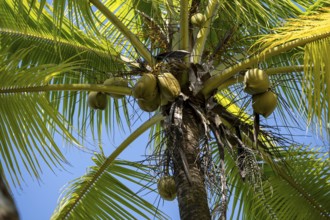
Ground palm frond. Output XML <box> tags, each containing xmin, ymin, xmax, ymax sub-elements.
<box><xmin>0</xmin><ymin>0</ymin><xmax>123</xmax><ymax>71</ymax></box>
<box><xmin>303</xmin><ymin>37</ymin><xmax>330</xmax><ymax>137</ymax></box>
<box><xmin>90</xmin><ymin>0</ymin><xmax>155</xmax><ymax>65</ymax></box>
<box><xmin>52</xmin><ymin>114</ymin><xmax>165</xmax><ymax>219</ymax></box>
<box><xmin>254</xmin><ymin>147</ymin><xmax>330</xmax><ymax>220</ymax></box>
<box><xmin>0</xmin><ymin>48</ymin><xmax>82</xmax><ymax>186</ymax></box>
<box><xmin>206</xmin><ymin>53</ymin><xmax>330</xmax><ymax>218</ymax></box>
<box><xmin>210</xmin><ymin>144</ymin><xmax>330</xmax><ymax>220</ymax></box>
<box><xmin>302</xmin><ymin>0</ymin><xmax>330</xmax><ymax>14</ymax></box>
<box><xmin>255</xmin><ymin>8</ymin><xmax>330</xmax><ymax>52</ymax></box>
<box><xmin>254</xmin><ymin>7</ymin><xmax>330</xmax><ymax>138</ymax></box>
<box><xmin>39</xmin><ymin>0</ymin><xmax>157</xmax><ymax>63</ymax></box>
<box><xmin>0</xmin><ymin>1</ymin><xmax>141</xmax><ymax>145</ymax></box>
<box><xmin>202</xmin><ymin>7</ymin><xmax>330</xmax><ymax>97</ymax></box>
<box><xmin>220</xmin><ymin>0</ymin><xmax>303</xmax><ymax>28</ymax></box>
<box><xmin>200</xmin><ymin>0</ymin><xmax>308</xmax><ymax>67</ymax></box>
<box><xmin>52</xmin><ymin>158</ymin><xmax>167</xmax><ymax>220</ymax></box>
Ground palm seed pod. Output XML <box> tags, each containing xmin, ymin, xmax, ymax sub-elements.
<box><xmin>103</xmin><ymin>77</ymin><xmax>128</xmax><ymax>99</ymax></box>
<box><xmin>244</xmin><ymin>68</ymin><xmax>270</xmax><ymax>95</ymax></box>
<box><xmin>137</xmin><ymin>95</ymin><xmax>161</xmax><ymax>112</ymax></box>
<box><xmin>157</xmin><ymin>72</ymin><xmax>180</xmax><ymax>102</ymax></box>
<box><xmin>133</xmin><ymin>73</ymin><xmax>159</xmax><ymax>101</ymax></box>
<box><xmin>88</xmin><ymin>91</ymin><xmax>108</xmax><ymax>110</ymax></box>
<box><xmin>157</xmin><ymin>176</ymin><xmax>176</xmax><ymax>201</ymax></box>
<box><xmin>252</xmin><ymin>91</ymin><xmax>278</xmax><ymax>117</ymax></box>
<box><xmin>191</xmin><ymin>13</ymin><xmax>206</xmax><ymax>27</ymax></box>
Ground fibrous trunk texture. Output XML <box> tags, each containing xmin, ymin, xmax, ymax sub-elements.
<box><xmin>172</xmin><ymin>106</ymin><xmax>211</xmax><ymax>220</ymax></box>
<box><xmin>0</xmin><ymin>175</ymin><xmax>19</xmax><ymax>220</ymax></box>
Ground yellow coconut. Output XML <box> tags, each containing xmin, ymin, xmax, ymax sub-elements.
<box><xmin>157</xmin><ymin>72</ymin><xmax>180</xmax><ymax>102</ymax></box>
<box><xmin>191</xmin><ymin>13</ymin><xmax>206</xmax><ymax>27</ymax></box>
<box><xmin>252</xmin><ymin>91</ymin><xmax>277</xmax><ymax>117</ymax></box>
<box><xmin>157</xmin><ymin>176</ymin><xmax>176</xmax><ymax>201</ymax></box>
<box><xmin>88</xmin><ymin>91</ymin><xmax>108</xmax><ymax>110</ymax></box>
<box><xmin>103</xmin><ymin>77</ymin><xmax>128</xmax><ymax>99</ymax></box>
<box><xmin>244</xmin><ymin>68</ymin><xmax>270</xmax><ymax>95</ymax></box>
<box><xmin>133</xmin><ymin>73</ymin><xmax>159</xmax><ymax>101</ymax></box>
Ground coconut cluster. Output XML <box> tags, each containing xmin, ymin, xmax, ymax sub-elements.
<box><xmin>133</xmin><ymin>72</ymin><xmax>180</xmax><ymax>112</ymax></box>
<box><xmin>87</xmin><ymin>77</ymin><xmax>128</xmax><ymax>110</ymax></box>
<box><xmin>244</xmin><ymin>68</ymin><xmax>277</xmax><ymax>117</ymax></box>
<box><xmin>157</xmin><ymin>176</ymin><xmax>177</xmax><ymax>201</ymax></box>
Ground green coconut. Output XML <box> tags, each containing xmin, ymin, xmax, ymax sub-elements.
<box><xmin>133</xmin><ymin>73</ymin><xmax>159</xmax><ymax>101</ymax></box>
<box><xmin>137</xmin><ymin>93</ymin><xmax>161</xmax><ymax>112</ymax></box>
<box><xmin>252</xmin><ymin>91</ymin><xmax>278</xmax><ymax>117</ymax></box>
<box><xmin>88</xmin><ymin>91</ymin><xmax>108</xmax><ymax>110</ymax></box>
<box><xmin>244</xmin><ymin>68</ymin><xmax>270</xmax><ymax>95</ymax></box>
<box><xmin>103</xmin><ymin>77</ymin><xmax>128</xmax><ymax>99</ymax></box>
<box><xmin>157</xmin><ymin>72</ymin><xmax>180</xmax><ymax>102</ymax></box>
<box><xmin>191</xmin><ymin>13</ymin><xmax>206</xmax><ymax>27</ymax></box>
<box><xmin>157</xmin><ymin>176</ymin><xmax>177</xmax><ymax>201</ymax></box>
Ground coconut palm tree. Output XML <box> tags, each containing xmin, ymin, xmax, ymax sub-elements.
<box><xmin>0</xmin><ymin>0</ymin><xmax>330</xmax><ymax>219</ymax></box>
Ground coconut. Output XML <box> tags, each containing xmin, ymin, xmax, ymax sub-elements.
<box><xmin>191</xmin><ymin>13</ymin><xmax>206</xmax><ymax>27</ymax></box>
<box><xmin>88</xmin><ymin>91</ymin><xmax>108</xmax><ymax>110</ymax></box>
<box><xmin>157</xmin><ymin>176</ymin><xmax>176</xmax><ymax>201</ymax></box>
<box><xmin>103</xmin><ymin>77</ymin><xmax>128</xmax><ymax>99</ymax></box>
<box><xmin>252</xmin><ymin>91</ymin><xmax>277</xmax><ymax>117</ymax></box>
<box><xmin>157</xmin><ymin>72</ymin><xmax>180</xmax><ymax>102</ymax></box>
<box><xmin>133</xmin><ymin>73</ymin><xmax>159</xmax><ymax>101</ymax></box>
<box><xmin>160</xmin><ymin>92</ymin><xmax>169</xmax><ymax>106</ymax></box>
<box><xmin>244</xmin><ymin>68</ymin><xmax>270</xmax><ymax>95</ymax></box>
<box><xmin>137</xmin><ymin>94</ymin><xmax>161</xmax><ymax>112</ymax></box>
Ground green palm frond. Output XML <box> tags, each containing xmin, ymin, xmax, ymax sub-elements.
<box><xmin>0</xmin><ymin>1</ymin><xmax>122</xmax><ymax>71</ymax></box>
<box><xmin>52</xmin><ymin>158</ymin><xmax>166</xmax><ymax>220</ymax></box>
<box><xmin>213</xmin><ymin>145</ymin><xmax>330</xmax><ymax>220</ymax></box>
<box><xmin>46</xmin><ymin>0</ymin><xmax>155</xmax><ymax>64</ymax></box>
<box><xmin>200</xmin><ymin>0</ymin><xmax>309</xmax><ymax>63</ymax></box>
<box><xmin>255</xmin><ymin>8</ymin><xmax>330</xmax><ymax>51</ymax></box>
<box><xmin>256</xmin><ymin>148</ymin><xmax>330</xmax><ymax>220</ymax></box>
<box><xmin>220</xmin><ymin>0</ymin><xmax>303</xmax><ymax>27</ymax></box>
<box><xmin>0</xmin><ymin>0</ymin><xmax>140</xmax><ymax>143</ymax></box>
<box><xmin>0</xmin><ymin>48</ymin><xmax>82</xmax><ymax>186</ymax></box>
<box><xmin>304</xmin><ymin>0</ymin><xmax>330</xmax><ymax>14</ymax></box>
<box><xmin>202</xmin><ymin>7</ymin><xmax>330</xmax><ymax>97</ymax></box>
<box><xmin>209</xmin><ymin>93</ymin><xmax>330</xmax><ymax>219</ymax></box>
<box><xmin>304</xmin><ymin>37</ymin><xmax>330</xmax><ymax>137</ymax></box>
<box><xmin>254</xmin><ymin>8</ymin><xmax>330</xmax><ymax>138</ymax></box>
<box><xmin>52</xmin><ymin>114</ymin><xmax>165</xmax><ymax>219</ymax></box>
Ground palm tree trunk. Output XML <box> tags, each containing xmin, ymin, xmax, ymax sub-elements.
<box><xmin>0</xmin><ymin>174</ymin><xmax>19</xmax><ymax>220</ymax></box>
<box><xmin>172</xmin><ymin>106</ymin><xmax>211</xmax><ymax>219</ymax></box>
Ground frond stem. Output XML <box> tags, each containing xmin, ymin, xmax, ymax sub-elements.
<box><xmin>180</xmin><ymin>0</ymin><xmax>190</xmax><ymax>53</ymax></box>
<box><xmin>217</xmin><ymin>65</ymin><xmax>304</xmax><ymax>90</ymax></box>
<box><xmin>0</xmin><ymin>84</ymin><xmax>132</xmax><ymax>96</ymax></box>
